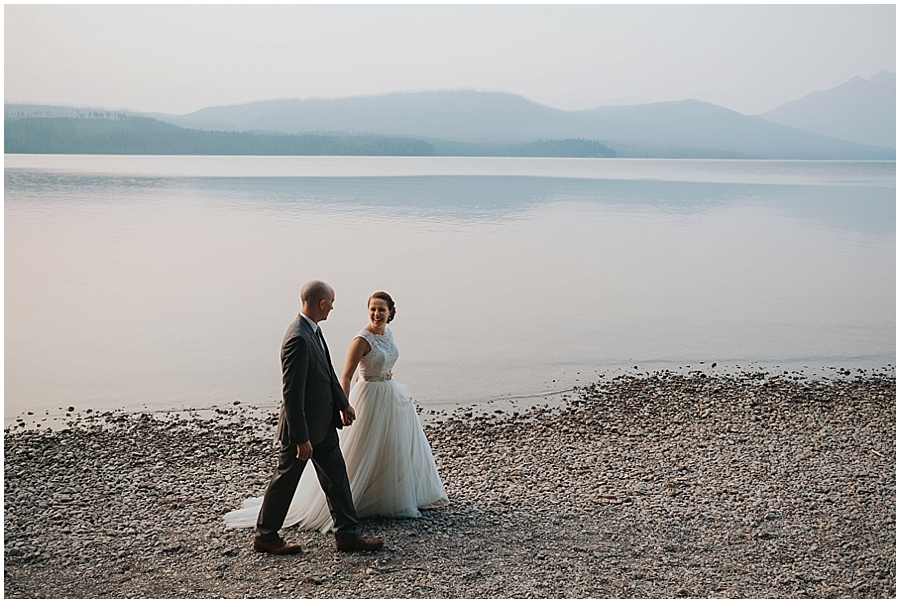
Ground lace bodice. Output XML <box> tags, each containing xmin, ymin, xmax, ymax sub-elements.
<box><xmin>356</xmin><ymin>327</ymin><xmax>399</xmax><ymax>380</ymax></box>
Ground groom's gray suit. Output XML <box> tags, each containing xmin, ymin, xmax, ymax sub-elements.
<box><xmin>255</xmin><ymin>313</ymin><xmax>360</xmax><ymax>541</ymax></box>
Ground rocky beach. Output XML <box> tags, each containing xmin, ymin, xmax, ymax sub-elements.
<box><xmin>4</xmin><ymin>369</ymin><xmax>895</xmax><ymax>598</ymax></box>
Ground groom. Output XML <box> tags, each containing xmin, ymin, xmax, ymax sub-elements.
<box><xmin>253</xmin><ymin>280</ymin><xmax>383</xmax><ymax>554</ymax></box>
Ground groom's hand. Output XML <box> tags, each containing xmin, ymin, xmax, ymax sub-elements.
<box><xmin>296</xmin><ymin>441</ymin><xmax>313</xmax><ymax>460</ymax></box>
<box><xmin>341</xmin><ymin>405</ymin><xmax>356</xmax><ymax>427</ymax></box>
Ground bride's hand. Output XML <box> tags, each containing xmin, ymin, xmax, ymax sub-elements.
<box><xmin>341</xmin><ymin>405</ymin><xmax>357</xmax><ymax>426</ymax></box>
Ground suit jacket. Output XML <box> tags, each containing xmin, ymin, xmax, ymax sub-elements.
<box><xmin>276</xmin><ymin>314</ymin><xmax>349</xmax><ymax>446</ymax></box>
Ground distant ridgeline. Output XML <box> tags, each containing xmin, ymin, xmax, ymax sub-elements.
<box><xmin>3</xmin><ymin>114</ymin><xmax>615</xmax><ymax>158</ymax></box>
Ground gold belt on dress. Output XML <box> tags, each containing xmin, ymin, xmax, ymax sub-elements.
<box><xmin>362</xmin><ymin>373</ymin><xmax>392</xmax><ymax>382</ymax></box>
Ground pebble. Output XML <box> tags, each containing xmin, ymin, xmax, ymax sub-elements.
<box><xmin>3</xmin><ymin>369</ymin><xmax>895</xmax><ymax>598</ymax></box>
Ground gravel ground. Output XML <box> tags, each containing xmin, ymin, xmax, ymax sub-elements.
<box><xmin>4</xmin><ymin>369</ymin><xmax>895</xmax><ymax>598</ymax></box>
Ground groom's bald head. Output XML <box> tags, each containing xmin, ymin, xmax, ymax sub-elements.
<box><xmin>300</xmin><ymin>280</ymin><xmax>336</xmax><ymax>322</ymax></box>
<box><xmin>301</xmin><ymin>280</ymin><xmax>333</xmax><ymax>305</ymax></box>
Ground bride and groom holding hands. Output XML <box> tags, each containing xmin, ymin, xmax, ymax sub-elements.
<box><xmin>224</xmin><ymin>280</ymin><xmax>448</xmax><ymax>553</ymax></box>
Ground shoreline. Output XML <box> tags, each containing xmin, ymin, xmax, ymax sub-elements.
<box><xmin>4</xmin><ymin>369</ymin><xmax>895</xmax><ymax>598</ymax></box>
<box><xmin>5</xmin><ymin>362</ymin><xmax>894</xmax><ymax>431</ymax></box>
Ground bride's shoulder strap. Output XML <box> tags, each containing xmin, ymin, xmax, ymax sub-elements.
<box><xmin>355</xmin><ymin>328</ymin><xmax>374</xmax><ymax>343</ymax></box>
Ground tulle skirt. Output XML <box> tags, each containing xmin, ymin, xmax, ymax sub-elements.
<box><xmin>224</xmin><ymin>377</ymin><xmax>448</xmax><ymax>533</ymax></box>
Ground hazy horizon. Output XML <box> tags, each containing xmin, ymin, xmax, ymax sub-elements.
<box><xmin>5</xmin><ymin>5</ymin><xmax>895</xmax><ymax>117</ymax></box>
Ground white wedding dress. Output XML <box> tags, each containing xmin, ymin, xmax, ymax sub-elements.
<box><xmin>224</xmin><ymin>327</ymin><xmax>448</xmax><ymax>533</ymax></box>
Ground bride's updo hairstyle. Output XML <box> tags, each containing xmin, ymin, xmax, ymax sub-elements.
<box><xmin>369</xmin><ymin>291</ymin><xmax>396</xmax><ymax>323</ymax></box>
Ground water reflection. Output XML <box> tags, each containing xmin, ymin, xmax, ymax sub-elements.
<box><xmin>5</xmin><ymin>155</ymin><xmax>895</xmax><ymax>186</ymax></box>
<box><xmin>7</xmin><ymin>170</ymin><xmax>895</xmax><ymax>235</ymax></box>
<box><xmin>4</xmin><ymin>160</ymin><xmax>895</xmax><ymax>422</ymax></box>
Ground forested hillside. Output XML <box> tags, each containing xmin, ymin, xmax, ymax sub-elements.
<box><xmin>4</xmin><ymin>115</ymin><xmax>615</xmax><ymax>157</ymax></box>
<box><xmin>4</xmin><ymin>116</ymin><xmax>436</xmax><ymax>156</ymax></box>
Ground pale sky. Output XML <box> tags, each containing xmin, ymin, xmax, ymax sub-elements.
<box><xmin>4</xmin><ymin>4</ymin><xmax>896</xmax><ymax>116</ymax></box>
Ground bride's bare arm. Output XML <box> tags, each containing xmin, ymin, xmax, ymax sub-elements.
<box><xmin>340</xmin><ymin>336</ymin><xmax>371</xmax><ymax>398</ymax></box>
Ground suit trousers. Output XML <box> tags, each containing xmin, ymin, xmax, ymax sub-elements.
<box><xmin>255</xmin><ymin>427</ymin><xmax>359</xmax><ymax>541</ymax></box>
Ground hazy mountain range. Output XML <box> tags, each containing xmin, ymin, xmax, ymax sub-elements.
<box><xmin>5</xmin><ymin>71</ymin><xmax>894</xmax><ymax>159</ymax></box>
<box><xmin>761</xmin><ymin>70</ymin><xmax>894</xmax><ymax>150</ymax></box>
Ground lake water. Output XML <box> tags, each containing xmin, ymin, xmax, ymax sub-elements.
<box><xmin>5</xmin><ymin>155</ymin><xmax>895</xmax><ymax>425</ymax></box>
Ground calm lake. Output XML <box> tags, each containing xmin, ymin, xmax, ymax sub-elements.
<box><xmin>5</xmin><ymin>155</ymin><xmax>895</xmax><ymax>424</ymax></box>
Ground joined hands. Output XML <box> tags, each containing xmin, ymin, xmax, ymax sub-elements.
<box><xmin>341</xmin><ymin>405</ymin><xmax>356</xmax><ymax>427</ymax></box>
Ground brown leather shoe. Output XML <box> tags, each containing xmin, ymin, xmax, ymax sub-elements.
<box><xmin>252</xmin><ymin>536</ymin><xmax>303</xmax><ymax>555</ymax></box>
<box><xmin>335</xmin><ymin>536</ymin><xmax>384</xmax><ymax>552</ymax></box>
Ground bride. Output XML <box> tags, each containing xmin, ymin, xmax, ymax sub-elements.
<box><xmin>225</xmin><ymin>291</ymin><xmax>447</xmax><ymax>532</ymax></box>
